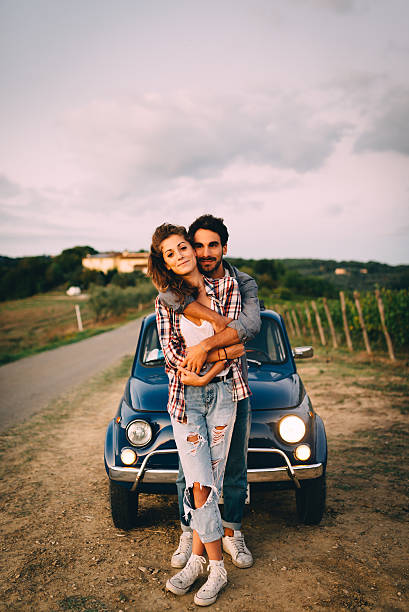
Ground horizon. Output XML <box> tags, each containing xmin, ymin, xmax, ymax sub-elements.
<box><xmin>1</xmin><ymin>1</ymin><xmax>409</xmax><ymax>265</ymax></box>
<box><xmin>1</xmin><ymin>246</ymin><xmax>407</xmax><ymax>269</ymax></box>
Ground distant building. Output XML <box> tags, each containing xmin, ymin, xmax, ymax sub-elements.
<box><xmin>82</xmin><ymin>250</ymin><xmax>149</xmax><ymax>274</ymax></box>
<box><xmin>66</xmin><ymin>286</ymin><xmax>81</xmax><ymax>296</ymax></box>
<box><xmin>334</xmin><ymin>268</ymin><xmax>349</xmax><ymax>275</ymax></box>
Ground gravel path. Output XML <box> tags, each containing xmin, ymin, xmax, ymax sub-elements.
<box><xmin>0</xmin><ymin>351</ymin><xmax>407</xmax><ymax>611</ymax></box>
<box><xmin>0</xmin><ymin>318</ymin><xmax>142</xmax><ymax>431</ymax></box>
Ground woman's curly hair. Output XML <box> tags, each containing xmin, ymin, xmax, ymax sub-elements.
<box><xmin>147</xmin><ymin>223</ymin><xmax>198</xmax><ymax>303</ymax></box>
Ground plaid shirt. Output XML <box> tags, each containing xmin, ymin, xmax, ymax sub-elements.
<box><xmin>155</xmin><ymin>275</ymin><xmax>251</xmax><ymax>423</ymax></box>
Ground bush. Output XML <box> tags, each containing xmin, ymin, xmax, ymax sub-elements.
<box><xmin>88</xmin><ymin>282</ymin><xmax>156</xmax><ymax>320</ymax></box>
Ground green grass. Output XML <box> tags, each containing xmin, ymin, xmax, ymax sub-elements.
<box><xmin>0</xmin><ymin>326</ymin><xmax>116</xmax><ymax>365</ymax></box>
<box><xmin>0</xmin><ymin>291</ymin><xmax>154</xmax><ymax>365</ymax></box>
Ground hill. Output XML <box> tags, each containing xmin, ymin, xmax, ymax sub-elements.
<box><xmin>1</xmin><ymin>248</ymin><xmax>408</xmax><ymax>302</ymax></box>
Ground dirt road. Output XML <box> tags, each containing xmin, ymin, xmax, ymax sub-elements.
<box><xmin>0</xmin><ymin>351</ymin><xmax>407</xmax><ymax>611</ymax></box>
<box><xmin>0</xmin><ymin>318</ymin><xmax>142</xmax><ymax>431</ymax></box>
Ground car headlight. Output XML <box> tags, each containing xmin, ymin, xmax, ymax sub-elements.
<box><xmin>120</xmin><ymin>448</ymin><xmax>137</xmax><ymax>465</ymax></box>
<box><xmin>126</xmin><ymin>420</ymin><xmax>152</xmax><ymax>447</ymax></box>
<box><xmin>278</xmin><ymin>415</ymin><xmax>306</xmax><ymax>443</ymax></box>
<box><xmin>294</xmin><ymin>444</ymin><xmax>311</xmax><ymax>461</ymax></box>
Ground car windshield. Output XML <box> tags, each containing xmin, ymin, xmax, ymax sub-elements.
<box><xmin>141</xmin><ymin>316</ymin><xmax>287</xmax><ymax>367</ymax></box>
<box><xmin>141</xmin><ymin>322</ymin><xmax>165</xmax><ymax>366</ymax></box>
<box><xmin>245</xmin><ymin>317</ymin><xmax>287</xmax><ymax>364</ymax></box>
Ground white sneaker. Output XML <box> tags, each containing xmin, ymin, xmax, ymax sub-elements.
<box><xmin>194</xmin><ymin>561</ymin><xmax>228</xmax><ymax>607</ymax></box>
<box><xmin>166</xmin><ymin>553</ymin><xmax>206</xmax><ymax>596</ymax></box>
<box><xmin>171</xmin><ymin>531</ymin><xmax>193</xmax><ymax>568</ymax></box>
<box><xmin>222</xmin><ymin>530</ymin><xmax>253</xmax><ymax>568</ymax></box>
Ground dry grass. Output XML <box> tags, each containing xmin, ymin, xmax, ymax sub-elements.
<box><xmin>0</xmin><ymin>292</ymin><xmax>151</xmax><ymax>365</ymax></box>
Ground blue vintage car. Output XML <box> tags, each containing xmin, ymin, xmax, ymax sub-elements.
<box><xmin>104</xmin><ymin>309</ymin><xmax>327</xmax><ymax>530</ymax></box>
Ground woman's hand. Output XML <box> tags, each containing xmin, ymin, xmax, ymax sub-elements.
<box><xmin>177</xmin><ymin>366</ymin><xmax>206</xmax><ymax>386</ymax></box>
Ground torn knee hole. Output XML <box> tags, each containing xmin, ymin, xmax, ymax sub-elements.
<box><xmin>211</xmin><ymin>424</ymin><xmax>227</xmax><ymax>447</ymax></box>
<box><xmin>186</xmin><ymin>432</ymin><xmax>205</xmax><ymax>455</ymax></box>
<box><xmin>192</xmin><ymin>482</ymin><xmax>211</xmax><ymax>507</ymax></box>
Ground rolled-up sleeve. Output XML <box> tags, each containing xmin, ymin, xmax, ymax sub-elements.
<box><xmin>158</xmin><ymin>288</ymin><xmax>195</xmax><ymax>314</ymax></box>
<box><xmin>155</xmin><ymin>297</ymin><xmax>186</xmax><ymax>370</ymax></box>
<box><xmin>227</xmin><ymin>269</ymin><xmax>261</xmax><ymax>343</ymax></box>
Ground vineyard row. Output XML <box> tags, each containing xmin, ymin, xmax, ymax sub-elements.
<box><xmin>268</xmin><ymin>288</ymin><xmax>409</xmax><ymax>361</ymax></box>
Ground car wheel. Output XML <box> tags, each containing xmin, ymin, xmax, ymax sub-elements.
<box><xmin>295</xmin><ymin>475</ymin><xmax>326</xmax><ymax>525</ymax></box>
<box><xmin>109</xmin><ymin>481</ymin><xmax>139</xmax><ymax>530</ymax></box>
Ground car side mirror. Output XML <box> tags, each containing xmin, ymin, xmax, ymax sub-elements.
<box><xmin>293</xmin><ymin>346</ymin><xmax>314</xmax><ymax>359</ymax></box>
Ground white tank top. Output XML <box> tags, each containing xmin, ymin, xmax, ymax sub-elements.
<box><xmin>180</xmin><ymin>316</ymin><xmax>229</xmax><ymax>377</ymax></box>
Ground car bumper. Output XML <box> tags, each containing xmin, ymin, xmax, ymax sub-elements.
<box><xmin>108</xmin><ymin>448</ymin><xmax>324</xmax><ymax>489</ymax></box>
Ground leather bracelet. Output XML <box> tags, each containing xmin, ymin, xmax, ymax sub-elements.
<box><xmin>223</xmin><ymin>347</ymin><xmax>228</xmax><ymax>360</ymax></box>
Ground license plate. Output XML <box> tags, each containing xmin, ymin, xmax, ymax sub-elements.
<box><xmin>219</xmin><ymin>484</ymin><xmax>250</xmax><ymax>505</ymax></box>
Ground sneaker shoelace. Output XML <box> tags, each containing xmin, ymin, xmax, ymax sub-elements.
<box><xmin>175</xmin><ymin>555</ymin><xmax>205</xmax><ymax>583</ymax></box>
<box><xmin>202</xmin><ymin>564</ymin><xmax>227</xmax><ymax>591</ymax></box>
<box><xmin>175</xmin><ymin>533</ymin><xmax>192</xmax><ymax>556</ymax></box>
<box><xmin>229</xmin><ymin>533</ymin><xmax>247</xmax><ymax>556</ymax></box>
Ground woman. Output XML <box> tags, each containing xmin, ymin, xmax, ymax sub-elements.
<box><xmin>148</xmin><ymin>223</ymin><xmax>250</xmax><ymax>607</ymax></box>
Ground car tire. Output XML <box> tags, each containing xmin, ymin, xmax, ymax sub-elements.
<box><xmin>109</xmin><ymin>481</ymin><xmax>139</xmax><ymax>530</ymax></box>
<box><xmin>295</xmin><ymin>474</ymin><xmax>326</xmax><ymax>525</ymax></box>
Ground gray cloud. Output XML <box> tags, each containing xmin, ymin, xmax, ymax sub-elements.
<box><xmin>64</xmin><ymin>93</ymin><xmax>346</xmax><ymax>187</ymax></box>
<box><xmin>355</xmin><ymin>91</ymin><xmax>409</xmax><ymax>156</ymax></box>
<box><xmin>325</xmin><ymin>204</ymin><xmax>344</xmax><ymax>216</ymax></box>
<box><xmin>294</xmin><ymin>0</ymin><xmax>359</xmax><ymax>13</ymax></box>
<box><xmin>0</xmin><ymin>174</ymin><xmax>21</xmax><ymax>198</ymax></box>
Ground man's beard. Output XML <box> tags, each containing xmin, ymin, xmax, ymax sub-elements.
<box><xmin>197</xmin><ymin>255</ymin><xmax>223</xmax><ymax>276</ymax></box>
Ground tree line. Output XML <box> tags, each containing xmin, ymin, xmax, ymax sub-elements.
<box><xmin>0</xmin><ymin>246</ymin><xmax>146</xmax><ymax>301</ymax></box>
<box><xmin>1</xmin><ymin>247</ymin><xmax>408</xmax><ymax>303</ymax></box>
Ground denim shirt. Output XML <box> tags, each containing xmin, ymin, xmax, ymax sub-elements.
<box><xmin>158</xmin><ymin>260</ymin><xmax>261</xmax><ymax>386</ymax></box>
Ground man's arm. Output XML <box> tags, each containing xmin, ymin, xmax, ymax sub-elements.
<box><xmin>159</xmin><ymin>288</ymin><xmax>229</xmax><ymax>332</ymax></box>
<box><xmin>207</xmin><ymin>343</ymin><xmax>245</xmax><ymax>362</ymax></box>
<box><xmin>183</xmin><ymin>268</ymin><xmax>261</xmax><ymax>370</ymax></box>
<box><xmin>158</xmin><ymin>288</ymin><xmax>194</xmax><ymax>314</ymax></box>
<box><xmin>227</xmin><ymin>267</ymin><xmax>261</xmax><ymax>343</ymax></box>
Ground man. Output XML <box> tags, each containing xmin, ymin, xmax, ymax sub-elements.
<box><xmin>159</xmin><ymin>214</ymin><xmax>261</xmax><ymax>569</ymax></box>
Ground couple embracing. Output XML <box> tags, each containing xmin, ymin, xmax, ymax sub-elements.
<box><xmin>147</xmin><ymin>215</ymin><xmax>260</xmax><ymax>606</ymax></box>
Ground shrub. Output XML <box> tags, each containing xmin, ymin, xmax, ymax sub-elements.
<box><xmin>88</xmin><ymin>282</ymin><xmax>156</xmax><ymax>320</ymax></box>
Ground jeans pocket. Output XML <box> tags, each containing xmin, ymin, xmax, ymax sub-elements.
<box><xmin>224</xmin><ymin>379</ymin><xmax>234</xmax><ymax>396</ymax></box>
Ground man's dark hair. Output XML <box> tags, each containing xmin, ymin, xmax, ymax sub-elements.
<box><xmin>188</xmin><ymin>214</ymin><xmax>229</xmax><ymax>247</ymax></box>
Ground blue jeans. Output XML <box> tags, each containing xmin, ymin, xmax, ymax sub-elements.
<box><xmin>177</xmin><ymin>396</ymin><xmax>251</xmax><ymax>532</ymax></box>
<box><xmin>171</xmin><ymin>381</ymin><xmax>237</xmax><ymax>543</ymax></box>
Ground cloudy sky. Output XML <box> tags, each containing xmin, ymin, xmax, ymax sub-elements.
<box><xmin>1</xmin><ymin>0</ymin><xmax>408</xmax><ymax>264</ymax></box>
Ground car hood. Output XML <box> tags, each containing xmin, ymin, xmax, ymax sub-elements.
<box><xmin>129</xmin><ymin>373</ymin><xmax>169</xmax><ymax>412</ymax></box>
<box><xmin>129</xmin><ymin>368</ymin><xmax>303</xmax><ymax>412</ymax></box>
<box><xmin>248</xmin><ymin>370</ymin><xmax>304</xmax><ymax>410</ymax></box>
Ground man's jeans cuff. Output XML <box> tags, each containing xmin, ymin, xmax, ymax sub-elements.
<box><xmin>222</xmin><ymin>519</ymin><xmax>241</xmax><ymax>531</ymax></box>
<box><xmin>181</xmin><ymin>522</ymin><xmax>193</xmax><ymax>533</ymax></box>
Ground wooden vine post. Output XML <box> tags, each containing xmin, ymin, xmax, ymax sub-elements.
<box><xmin>291</xmin><ymin>310</ymin><xmax>301</xmax><ymax>337</ymax></box>
<box><xmin>323</xmin><ymin>298</ymin><xmax>338</xmax><ymax>348</ymax></box>
<box><xmin>297</xmin><ymin>305</ymin><xmax>307</xmax><ymax>336</ymax></box>
<box><xmin>284</xmin><ymin>309</ymin><xmax>295</xmax><ymax>336</ymax></box>
<box><xmin>311</xmin><ymin>301</ymin><xmax>326</xmax><ymax>346</ymax></box>
<box><xmin>75</xmin><ymin>304</ymin><xmax>83</xmax><ymax>332</ymax></box>
<box><xmin>339</xmin><ymin>291</ymin><xmax>353</xmax><ymax>351</ymax></box>
<box><xmin>375</xmin><ymin>289</ymin><xmax>395</xmax><ymax>361</ymax></box>
<box><xmin>353</xmin><ymin>291</ymin><xmax>372</xmax><ymax>355</ymax></box>
<box><xmin>304</xmin><ymin>303</ymin><xmax>316</xmax><ymax>343</ymax></box>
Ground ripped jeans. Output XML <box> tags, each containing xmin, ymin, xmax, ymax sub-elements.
<box><xmin>171</xmin><ymin>381</ymin><xmax>237</xmax><ymax>544</ymax></box>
